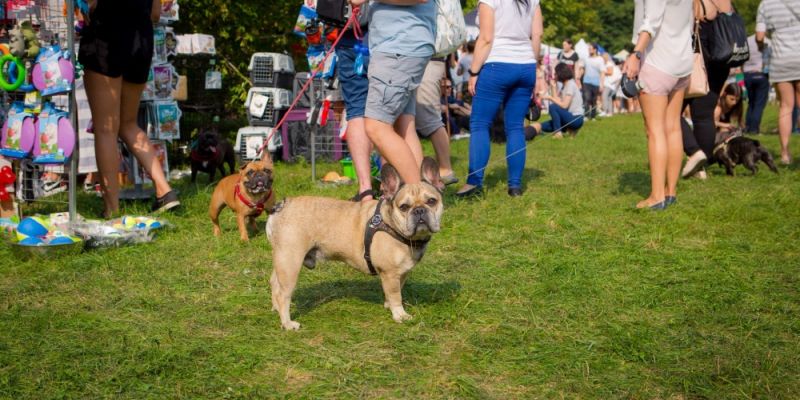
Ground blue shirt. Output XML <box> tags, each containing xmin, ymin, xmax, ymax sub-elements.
<box><xmin>368</xmin><ymin>0</ymin><xmax>436</xmax><ymax>57</ymax></box>
<box><xmin>583</xmin><ymin>56</ymin><xmax>603</xmax><ymax>87</ymax></box>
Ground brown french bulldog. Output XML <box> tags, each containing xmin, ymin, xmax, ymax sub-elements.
<box><xmin>209</xmin><ymin>159</ymin><xmax>275</xmax><ymax>241</ymax></box>
<box><xmin>266</xmin><ymin>157</ymin><xmax>444</xmax><ymax>330</ymax></box>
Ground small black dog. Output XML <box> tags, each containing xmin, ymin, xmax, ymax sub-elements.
<box><xmin>713</xmin><ymin>130</ymin><xmax>778</xmax><ymax>176</ymax></box>
<box><xmin>191</xmin><ymin>128</ymin><xmax>235</xmax><ymax>182</ymax></box>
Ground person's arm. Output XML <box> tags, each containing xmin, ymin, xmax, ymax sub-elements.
<box><xmin>624</xmin><ymin>0</ymin><xmax>667</xmax><ymax>78</ymax></box>
<box><xmin>151</xmin><ymin>0</ymin><xmax>161</xmax><ymax>23</ymax></box>
<box><xmin>755</xmin><ymin>1</ymin><xmax>767</xmax><ymax>50</ymax></box>
<box><xmin>714</xmin><ymin>105</ymin><xmax>732</xmax><ymax>130</ymax></box>
<box><xmin>531</xmin><ymin>5</ymin><xmax>543</xmax><ymax>63</ymax></box>
<box><xmin>468</xmin><ymin>2</ymin><xmax>495</xmax><ymax>96</ymax></box>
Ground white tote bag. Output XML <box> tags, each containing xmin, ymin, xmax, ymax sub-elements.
<box><xmin>434</xmin><ymin>0</ymin><xmax>467</xmax><ymax>57</ymax></box>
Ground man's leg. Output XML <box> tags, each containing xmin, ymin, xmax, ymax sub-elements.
<box><xmin>345</xmin><ymin>117</ymin><xmax>374</xmax><ymax>200</ymax></box>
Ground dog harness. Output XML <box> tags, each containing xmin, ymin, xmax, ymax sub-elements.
<box><xmin>235</xmin><ymin>181</ymin><xmax>272</xmax><ymax>218</ymax></box>
<box><xmin>363</xmin><ymin>198</ymin><xmax>431</xmax><ymax>275</ymax></box>
<box><xmin>190</xmin><ymin>147</ymin><xmax>220</xmax><ymax>168</ymax></box>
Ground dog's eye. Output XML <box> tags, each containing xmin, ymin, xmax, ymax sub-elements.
<box><xmin>247</xmin><ymin>170</ymin><xmax>254</xmax><ymax>176</ymax></box>
<box><xmin>398</xmin><ymin>204</ymin><xmax>412</xmax><ymax>212</ymax></box>
<box><xmin>426</xmin><ymin>198</ymin><xmax>438</xmax><ymax>207</ymax></box>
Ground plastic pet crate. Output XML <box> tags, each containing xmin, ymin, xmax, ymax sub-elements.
<box><xmin>244</xmin><ymin>87</ymin><xmax>292</xmax><ymax>127</ymax></box>
<box><xmin>248</xmin><ymin>52</ymin><xmax>295</xmax><ymax>89</ymax></box>
<box><xmin>236</xmin><ymin>126</ymin><xmax>282</xmax><ymax>161</ymax></box>
<box><xmin>293</xmin><ymin>72</ymin><xmax>325</xmax><ymax>108</ymax></box>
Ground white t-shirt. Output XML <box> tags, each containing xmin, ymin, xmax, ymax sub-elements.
<box><xmin>633</xmin><ymin>0</ymin><xmax>694</xmax><ymax>77</ymax></box>
<box><xmin>605</xmin><ymin>61</ymin><xmax>622</xmax><ymax>90</ymax></box>
<box><xmin>477</xmin><ymin>0</ymin><xmax>539</xmax><ymax>64</ymax></box>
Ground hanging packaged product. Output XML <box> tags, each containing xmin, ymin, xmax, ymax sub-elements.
<box><xmin>160</xmin><ymin>0</ymin><xmax>179</xmax><ymax>23</ymax></box>
<box><xmin>0</xmin><ymin>101</ymin><xmax>36</xmax><ymax>159</ymax></box>
<box><xmin>153</xmin><ymin>26</ymin><xmax>168</xmax><ymax>64</ymax></box>
<box><xmin>154</xmin><ymin>101</ymin><xmax>181</xmax><ymax>141</ymax></box>
<box><xmin>32</xmin><ymin>102</ymin><xmax>75</xmax><ymax>164</ymax></box>
<box><xmin>294</xmin><ymin>3</ymin><xmax>318</xmax><ymax>37</ymax></box>
<box><xmin>142</xmin><ymin>68</ymin><xmax>156</xmax><ymax>101</ymax></box>
<box><xmin>152</xmin><ymin>64</ymin><xmax>179</xmax><ymax>100</ymax></box>
<box><xmin>32</xmin><ymin>46</ymin><xmax>75</xmax><ymax>97</ymax></box>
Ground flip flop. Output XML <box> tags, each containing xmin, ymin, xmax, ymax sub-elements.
<box><xmin>441</xmin><ymin>173</ymin><xmax>459</xmax><ymax>186</ymax></box>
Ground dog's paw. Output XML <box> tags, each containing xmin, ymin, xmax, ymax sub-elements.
<box><xmin>392</xmin><ymin>310</ymin><xmax>413</xmax><ymax>323</ymax></box>
<box><xmin>282</xmin><ymin>321</ymin><xmax>301</xmax><ymax>331</ymax></box>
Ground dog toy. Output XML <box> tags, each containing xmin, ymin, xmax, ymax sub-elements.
<box><xmin>7</xmin><ymin>59</ymin><xmax>35</xmax><ymax>92</ymax></box>
<box><xmin>32</xmin><ymin>46</ymin><xmax>75</xmax><ymax>96</ymax></box>
<box><xmin>0</xmin><ymin>166</ymin><xmax>15</xmax><ymax>201</ymax></box>
<box><xmin>8</xmin><ymin>25</ymin><xmax>25</xmax><ymax>58</ymax></box>
<box><xmin>0</xmin><ymin>102</ymin><xmax>37</xmax><ymax>158</ymax></box>
<box><xmin>32</xmin><ymin>103</ymin><xmax>76</xmax><ymax>164</ymax></box>
<box><xmin>0</xmin><ymin>54</ymin><xmax>26</xmax><ymax>91</ymax></box>
<box><xmin>16</xmin><ymin>215</ymin><xmax>51</xmax><ymax>239</ymax></box>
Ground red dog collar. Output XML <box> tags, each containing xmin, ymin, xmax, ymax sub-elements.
<box><xmin>235</xmin><ymin>180</ymin><xmax>272</xmax><ymax>217</ymax></box>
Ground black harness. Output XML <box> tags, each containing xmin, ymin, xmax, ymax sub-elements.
<box><xmin>363</xmin><ymin>198</ymin><xmax>430</xmax><ymax>275</ymax></box>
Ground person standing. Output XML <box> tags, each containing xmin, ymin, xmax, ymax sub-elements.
<box><xmin>352</xmin><ymin>0</ymin><xmax>436</xmax><ymax>185</ymax></box>
<box><xmin>335</xmin><ymin>12</ymin><xmax>375</xmax><ymax>202</ymax></box>
<box><xmin>415</xmin><ymin>58</ymin><xmax>458</xmax><ymax>186</ymax></box>
<box><xmin>601</xmin><ymin>52</ymin><xmax>622</xmax><ymax>116</ymax></box>
<box><xmin>624</xmin><ymin>0</ymin><xmax>694</xmax><ymax>210</ymax></box>
<box><xmin>557</xmin><ymin>38</ymin><xmax>580</xmax><ymax>71</ymax></box>
<box><xmin>757</xmin><ymin>0</ymin><xmax>800</xmax><ymax>165</ymax></box>
<box><xmin>456</xmin><ymin>0</ymin><xmax>543</xmax><ymax>198</ymax></box>
<box><xmin>680</xmin><ymin>0</ymin><xmax>734</xmax><ymax>180</ymax></box>
<box><xmin>743</xmin><ymin>34</ymin><xmax>770</xmax><ymax>134</ymax></box>
<box><xmin>582</xmin><ymin>43</ymin><xmax>604</xmax><ymax>120</ymax></box>
<box><xmin>79</xmin><ymin>0</ymin><xmax>179</xmax><ymax>217</ymax></box>
<box><xmin>456</xmin><ymin>40</ymin><xmax>476</xmax><ymax>96</ymax></box>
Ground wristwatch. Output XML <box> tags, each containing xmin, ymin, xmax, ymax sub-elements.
<box><xmin>633</xmin><ymin>51</ymin><xmax>643</xmax><ymax>60</ymax></box>
<box><xmin>468</xmin><ymin>68</ymin><xmax>480</xmax><ymax>77</ymax></box>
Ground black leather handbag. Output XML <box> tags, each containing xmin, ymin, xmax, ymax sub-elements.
<box><xmin>704</xmin><ymin>8</ymin><xmax>749</xmax><ymax>67</ymax></box>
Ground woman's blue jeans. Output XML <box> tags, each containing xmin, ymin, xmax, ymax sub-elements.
<box><xmin>541</xmin><ymin>103</ymin><xmax>584</xmax><ymax>133</ymax></box>
<box><xmin>467</xmin><ymin>62</ymin><xmax>536</xmax><ymax>189</ymax></box>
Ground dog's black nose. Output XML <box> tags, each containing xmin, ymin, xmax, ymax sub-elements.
<box><xmin>412</xmin><ymin>207</ymin><xmax>427</xmax><ymax>217</ymax></box>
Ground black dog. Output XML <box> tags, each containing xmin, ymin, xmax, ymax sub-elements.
<box><xmin>713</xmin><ymin>130</ymin><xmax>778</xmax><ymax>176</ymax></box>
<box><xmin>191</xmin><ymin>128</ymin><xmax>235</xmax><ymax>182</ymax></box>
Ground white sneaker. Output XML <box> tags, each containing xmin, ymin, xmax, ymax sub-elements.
<box><xmin>696</xmin><ymin>169</ymin><xmax>707</xmax><ymax>180</ymax></box>
<box><xmin>681</xmin><ymin>151</ymin><xmax>708</xmax><ymax>178</ymax></box>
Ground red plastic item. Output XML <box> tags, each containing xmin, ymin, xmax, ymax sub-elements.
<box><xmin>0</xmin><ymin>166</ymin><xmax>15</xmax><ymax>201</ymax></box>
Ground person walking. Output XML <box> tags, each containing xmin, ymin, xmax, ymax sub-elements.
<box><xmin>416</xmin><ymin>58</ymin><xmax>458</xmax><ymax>186</ymax></box>
<box><xmin>582</xmin><ymin>43</ymin><xmax>604</xmax><ymax>120</ymax></box>
<box><xmin>756</xmin><ymin>0</ymin><xmax>800</xmax><ymax>165</ymax></box>
<box><xmin>456</xmin><ymin>0</ymin><xmax>543</xmax><ymax>198</ymax></box>
<box><xmin>352</xmin><ymin>0</ymin><xmax>436</xmax><ymax>185</ymax></box>
<box><xmin>601</xmin><ymin>52</ymin><xmax>622</xmax><ymax>116</ymax></box>
<box><xmin>624</xmin><ymin>0</ymin><xmax>694</xmax><ymax>210</ymax></box>
<box><xmin>79</xmin><ymin>0</ymin><xmax>179</xmax><ymax>217</ymax></box>
<box><xmin>743</xmin><ymin>34</ymin><xmax>770</xmax><ymax>134</ymax></box>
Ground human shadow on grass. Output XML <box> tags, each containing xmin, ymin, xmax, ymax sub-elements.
<box><xmin>292</xmin><ymin>278</ymin><xmax>461</xmax><ymax>315</ymax></box>
<box><xmin>615</xmin><ymin>171</ymin><xmax>650</xmax><ymax>197</ymax></box>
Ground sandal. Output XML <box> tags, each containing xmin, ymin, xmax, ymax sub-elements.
<box><xmin>350</xmin><ymin>189</ymin><xmax>375</xmax><ymax>202</ymax></box>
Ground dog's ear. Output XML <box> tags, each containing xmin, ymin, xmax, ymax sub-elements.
<box><xmin>260</xmin><ymin>148</ymin><xmax>273</xmax><ymax>166</ymax></box>
<box><xmin>420</xmin><ymin>157</ymin><xmax>442</xmax><ymax>189</ymax></box>
<box><xmin>380</xmin><ymin>163</ymin><xmax>402</xmax><ymax>199</ymax></box>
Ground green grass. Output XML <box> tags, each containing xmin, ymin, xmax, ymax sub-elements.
<box><xmin>1</xmin><ymin>107</ymin><xmax>799</xmax><ymax>399</ymax></box>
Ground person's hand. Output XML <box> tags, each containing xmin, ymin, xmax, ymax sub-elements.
<box><xmin>622</xmin><ymin>55</ymin><xmax>640</xmax><ymax>79</ymax></box>
<box><xmin>468</xmin><ymin>75</ymin><xmax>478</xmax><ymax>96</ymax></box>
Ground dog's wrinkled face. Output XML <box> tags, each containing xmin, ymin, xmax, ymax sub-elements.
<box><xmin>381</xmin><ymin>157</ymin><xmax>444</xmax><ymax>239</ymax></box>
<box><xmin>197</xmin><ymin>129</ymin><xmax>220</xmax><ymax>154</ymax></box>
<box><xmin>715</xmin><ymin>127</ymin><xmax>742</xmax><ymax>146</ymax></box>
<box><xmin>240</xmin><ymin>160</ymin><xmax>273</xmax><ymax>194</ymax></box>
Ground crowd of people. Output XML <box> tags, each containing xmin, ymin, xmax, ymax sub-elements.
<box><xmin>336</xmin><ymin>0</ymin><xmax>798</xmax><ymax>211</ymax></box>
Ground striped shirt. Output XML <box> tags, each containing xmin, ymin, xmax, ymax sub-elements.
<box><xmin>756</xmin><ymin>0</ymin><xmax>800</xmax><ymax>83</ymax></box>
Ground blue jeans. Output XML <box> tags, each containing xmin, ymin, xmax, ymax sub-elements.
<box><xmin>467</xmin><ymin>62</ymin><xmax>536</xmax><ymax>189</ymax></box>
<box><xmin>744</xmin><ymin>72</ymin><xmax>769</xmax><ymax>133</ymax></box>
<box><xmin>541</xmin><ymin>103</ymin><xmax>584</xmax><ymax>133</ymax></box>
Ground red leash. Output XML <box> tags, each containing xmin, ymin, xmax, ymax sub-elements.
<box><xmin>257</xmin><ymin>6</ymin><xmax>361</xmax><ymax>160</ymax></box>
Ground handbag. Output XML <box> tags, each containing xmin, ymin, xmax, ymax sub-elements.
<box><xmin>685</xmin><ymin>22</ymin><xmax>710</xmax><ymax>99</ymax></box>
<box><xmin>527</xmin><ymin>96</ymin><xmax>541</xmax><ymax>121</ymax></box>
<box><xmin>434</xmin><ymin>0</ymin><xmax>467</xmax><ymax>57</ymax></box>
<box><xmin>704</xmin><ymin>1</ymin><xmax>749</xmax><ymax>67</ymax></box>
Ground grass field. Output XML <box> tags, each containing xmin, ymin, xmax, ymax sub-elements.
<box><xmin>1</xmin><ymin>108</ymin><xmax>799</xmax><ymax>399</ymax></box>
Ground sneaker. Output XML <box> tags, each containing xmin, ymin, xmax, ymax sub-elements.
<box><xmin>695</xmin><ymin>169</ymin><xmax>707</xmax><ymax>180</ymax></box>
<box><xmin>151</xmin><ymin>190</ymin><xmax>180</xmax><ymax>213</ymax></box>
<box><xmin>681</xmin><ymin>151</ymin><xmax>707</xmax><ymax>179</ymax></box>
<box><xmin>552</xmin><ymin>131</ymin><xmax>564</xmax><ymax>139</ymax></box>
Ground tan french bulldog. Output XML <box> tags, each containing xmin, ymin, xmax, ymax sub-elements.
<box><xmin>209</xmin><ymin>159</ymin><xmax>275</xmax><ymax>241</ymax></box>
<box><xmin>266</xmin><ymin>157</ymin><xmax>444</xmax><ymax>330</ymax></box>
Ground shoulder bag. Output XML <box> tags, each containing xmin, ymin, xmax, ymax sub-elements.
<box><xmin>434</xmin><ymin>0</ymin><xmax>467</xmax><ymax>57</ymax></box>
<box><xmin>704</xmin><ymin>1</ymin><xmax>749</xmax><ymax>67</ymax></box>
<box><xmin>686</xmin><ymin>22</ymin><xmax>710</xmax><ymax>99</ymax></box>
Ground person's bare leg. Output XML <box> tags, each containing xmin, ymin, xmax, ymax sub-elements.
<box><xmin>83</xmin><ymin>71</ymin><xmax>122</xmax><ymax>216</ymax></box>
<box><xmin>665</xmin><ymin>89</ymin><xmax>686</xmax><ymax>198</ymax></box>
<box><xmin>428</xmin><ymin>127</ymin><xmax>453</xmax><ymax>177</ymax></box>
<box><xmin>638</xmin><ymin>92</ymin><xmax>669</xmax><ymax>208</ymax></box>
<box><xmin>366</xmin><ymin>117</ymin><xmax>421</xmax><ymax>184</ymax></box>
<box><xmin>394</xmin><ymin>114</ymin><xmax>424</xmax><ymax>167</ymax></box>
<box><xmin>776</xmin><ymin>82</ymin><xmax>795</xmax><ymax>163</ymax></box>
<box><xmin>345</xmin><ymin>117</ymin><xmax>374</xmax><ymax>201</ymax></box>
<box><xmin>118</xmin><ymin>81</ymin><xmax>172</xmax><ymax>198</ymax></box>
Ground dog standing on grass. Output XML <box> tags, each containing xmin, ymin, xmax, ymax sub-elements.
<box><xmin>191</xmin><ymin>128</ymin><xmax>236</xmax><ymax>183</ymax></box>
<box><xmin>714</xmin><ymin>129</ymin><xmax>778</xmax><ymax>176</ymax></box>
<box><xmin>209</xmin><ymin>159</ymin><xmax>275</xmax><ymax>241</ymax></box>
<box><xmin>266</xmin><ymin>157</ymin><xmax>444</xmax><ymax>330</ymax></box>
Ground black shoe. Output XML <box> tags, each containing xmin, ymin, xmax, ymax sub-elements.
<box><xmin>524</xmin><ymin>126</ymin><xmax>539</xmax><ymax>141</ymax></box>
<box><xmin>152</xmin><ymin>190</ymin><xmax>180</xmax><ymax>213</ymax></box>
<box><xmin>455</xmin><ymin>185</ymin><xmax>483</xmax><ymax>199</ymax></box>
<box><xmin>665</xmin><ymin>196</ymin><xmax>677</xmax><ymax>207</ymax></box>
<box><xmin>507</xmin><ymin>187</ymin><xmax>523</xmax><ymax>197</ymax></box>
